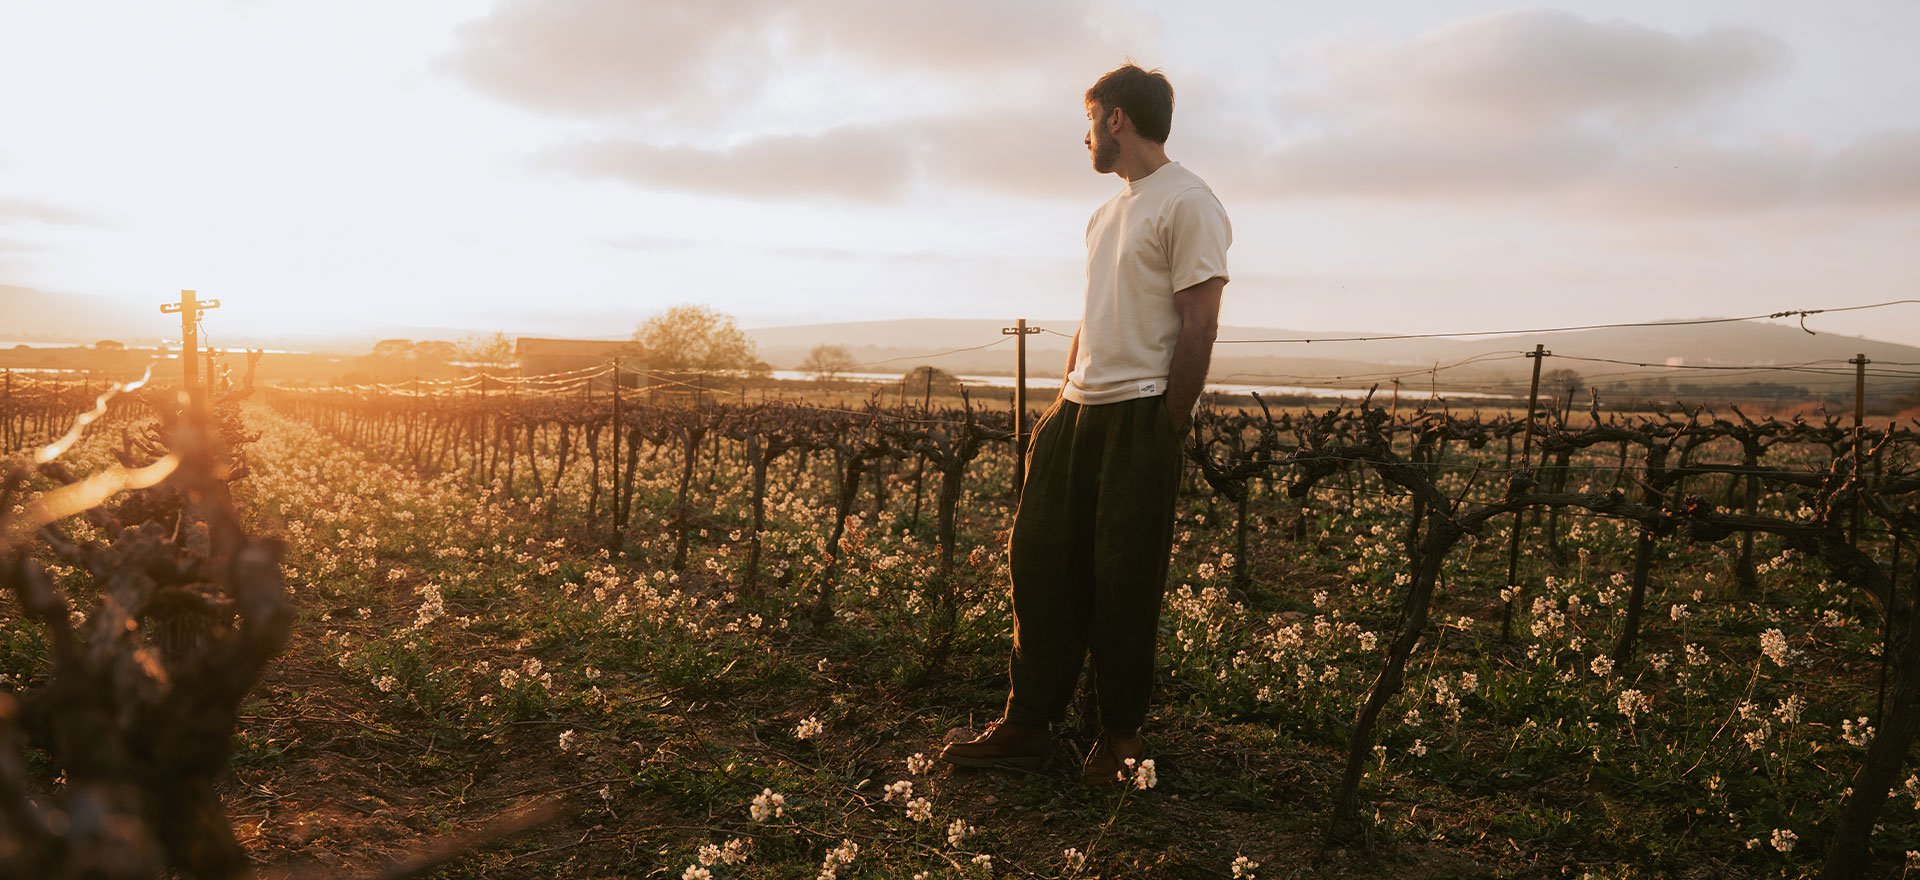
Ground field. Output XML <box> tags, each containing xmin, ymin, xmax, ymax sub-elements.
<box><xmin>4</xmin><ymin>369</ymin><xmax>1920</xmax><ymax>880</ymax></box>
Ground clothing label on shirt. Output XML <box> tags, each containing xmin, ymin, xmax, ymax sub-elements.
<box><xmin>1138</xmin><ymin>380</ymin><xmax>1159</xmax><ymax>396</ymax></box>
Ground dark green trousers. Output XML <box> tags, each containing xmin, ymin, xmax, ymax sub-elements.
<box><xmin>1002</xmin><ymin>393</ymin><xmax>1186</xmax><ymax>735</ymax></box>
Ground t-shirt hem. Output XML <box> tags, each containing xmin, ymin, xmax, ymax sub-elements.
<box><xmin>1061</xmin><ymin>381</ymin><xmax>1168</xmax><ymax>405</ymax></box>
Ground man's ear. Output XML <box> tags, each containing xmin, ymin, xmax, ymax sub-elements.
<box><xmin>1108</xmin><ymin>106</ymin><xmax>1126</xmax><ymax>136</ymax></box>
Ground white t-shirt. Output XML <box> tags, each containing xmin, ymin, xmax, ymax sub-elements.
<box><xmin>1063</xmin><ymin>160</ymin><xmax>1231</xmax><ymax>406</ymax></box>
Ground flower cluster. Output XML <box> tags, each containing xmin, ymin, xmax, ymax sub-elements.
<box><xmin>750</xmin><ymin>788</ymin><xmax>785</xmax><ymax>822</ymax></box>
<box><xmin>817</xmin><ymin>838</ymin><xmax>858</xmax><ymax>880</ymax></box>
<box><xmin>1759</xmin><ymin>628</ymin><xmax>1794</xmax><ymax>667</ymax></box>
<box><xmin>1124</xmin><ymin>757</ymin><xmax>1158</xmax><ymax>789</ymax></box>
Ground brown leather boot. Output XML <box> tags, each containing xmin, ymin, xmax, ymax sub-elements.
<box><xmin>1080</xmin><ymin>730</ymin><xmax>1147</xmax><ymax>787</ymax></box>
<box><xmin>938</xmin><ymin>717</ymin><xmax>1053</xmax><ymax>770</ymax></box>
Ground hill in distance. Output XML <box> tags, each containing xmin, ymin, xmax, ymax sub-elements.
<box><xmin>6</xmin><ymin>286</ymin><xmax>1916</xmax><ymax>397</ymax></box>
<box><xmin>746</xmin><ymin>316</ymin><xmax>1920</xmax><ymax>391</ymax></box>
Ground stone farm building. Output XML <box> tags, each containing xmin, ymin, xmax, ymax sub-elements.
<box><xmin>513</xmin><ymin>337</ymin><xmax>645</xmax><ymax>391</ymax></box>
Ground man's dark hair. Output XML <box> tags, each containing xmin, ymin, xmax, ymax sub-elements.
<box><xmin>1085</xmin><ymin>63</ymin><xmax>1174</xmax><ymax>144</ymax></box>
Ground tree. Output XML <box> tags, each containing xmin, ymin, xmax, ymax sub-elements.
<box><xmin>901</xmin><ymin>366</ymin><xmax>965</xmax><ymax>399</ymax></box>
<box><xmin>413</xmin><ymin>340</ymin><xmax>458</xmax><ymax>363</ymax></box>
<box><xmin>631</xmin><ymin>304</ymin><xmax>761</xmax><ymax>374</ymax></box>
<box><xmin>371</xmin><ymin>339</ymin><xmax>416</xmax><ymax>359</ymax></box>
<box><xmin>92</xmin><ymin>339</ymin><xmax>126</xmax><ymax>351</ymax></box>
<box><xmin>456</xmin><ymin>331</ymin><xmax>514</xmax><ymax>365</ymax></box>
<box><xmin>1541</xmin><ymin>367</ymin><xmax>1584</xmax><ymax>397</ymax></box>
<box><xmin>800</xmin><ymin>344</ymin><xmax>856</xmax><ymax>385</ymax></box>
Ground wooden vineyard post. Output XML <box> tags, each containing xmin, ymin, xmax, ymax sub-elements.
<box><xmin>1851</xmin><ymin>352</ymin><xmax>1869</xmax><ymax>547</ymax></box>
<box><xmin>611</xmin><ymin>356</ymin><xmax>623</xmax><ymax>537</ymax></box>
<box><xmin>3</xmin><ymin>368</ymin><xmax>10</xmax><ymax>451</ymax></box>
<box><xmin>1500</xmin><ymin>343</ymin><xmax>1549</xmax><ymax>642</ymax></box>
<box><xmin>910</xmin><ymin>367</ymin><xmax>934</xmax><ymax>531</ymax></box>
<box><xmin>476</xmin><ymin>369</ymin><xmax>488</xmax><ymax>485</ymax></box>
<box><xmin>1002</xmin><ymin>318</ymin><xmax>1041</xmax><ymax>497</ymax></box>
<box><xmin>159</xmin><ymin>289</ymin><xmax>219</xmax><ymax>413</ymax></box>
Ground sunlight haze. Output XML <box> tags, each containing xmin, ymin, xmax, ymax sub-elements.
<box><xmin>0</xmin><ymin>1</ymin><xmax>1916</xmax><ymax>342</ymax></box>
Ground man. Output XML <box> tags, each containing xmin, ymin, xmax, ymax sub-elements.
<box><xmin>940</xmin><ymin>63</ymin><xmax>1230</xmax><ymax>786</ymax></box>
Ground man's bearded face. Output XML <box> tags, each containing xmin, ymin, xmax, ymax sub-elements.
<box><xmin>1085</xmin><ymin>102</ymin><xmax>1120</xmax><ymax>173</ymax></box>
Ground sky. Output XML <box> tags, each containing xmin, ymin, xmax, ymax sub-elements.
<box><xmin>0</xmin><ymin>1</ymin><xmax>1916</xmax><ymax>343</ymax></box>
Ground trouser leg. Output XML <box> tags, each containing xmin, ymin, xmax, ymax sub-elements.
<box><xmin>1004</xmin><ymin>399</ymin><xmax>1094</xmax><ymax>727</ymax></box>
<box><xmin>1088</xmin><ymin>395</ymin><xmax>1185</xmax><ymax>735</ymax></box>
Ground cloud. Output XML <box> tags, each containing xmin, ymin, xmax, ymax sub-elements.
<box><xmin>0</xmin><ymin>197</ymin><xmax>96</xmax><ymax>225</ymax></box>
<box><xmin>1199</xmin><ymin>10</ymin><xmax>1792</xmax><ymax>205</ymax></box>
<box><xmin>537</xmin><ymin>102</ymin><xmax>1107</xmax><ymax>201</ymax></box>
<box><xmin>1308</xmin><ymin>10</ymin><xmax>1788</xmax><ymax>129</ymax></box>
<box><xmin>542</xmin><ymin>125</ymin><xmax>919</xmax><ymax>200</ymax></box>
<box><xmin>445</xmin><ymin>0</ymin><xmax>1147</xmax><ymax>201</ymax></box>
<box><xmin>1820</xmin><ymin>130</ymin><xmax>1920</xmax><ymax>208</ymax></box>
<box><xmin>449</xmin><ymin>4</ymin><xmax>1920</xmax><ymax>215</ymax></box>
<box><xmin>444</xmin><ymin>0</ymin><xmax>1141</xmax><ymax>132</ymax></box>
<box><xmin>602</xmin><ymin>233</ymin><xmax>1042</xmax><ymax>268</ymax></box>
<box><xmin>1568</xmin><ymin>137</ymin><xmax>1814</xmax><ymax>214</ymax></box>
<box><xmin>1196</xmin><ymin>11</ymin><xmax>1920</xmax><ymax>214</ymax></box>
<box><xmin>1217</xmin><ymin>124</ymin><xmax>1614</xmax><ymax>201</ymax></box>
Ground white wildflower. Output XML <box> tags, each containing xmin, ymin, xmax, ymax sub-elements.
<box><xmin>818</xmin><ymin>838</ymin><xmax>858</xmax><ymax>880</ymax></box>
<box><xmin>750</xmin><ymin>788</ymin><xmax>785</xmax><ymax>822</ymax></box>
<box><xmin>1760</xmin><ymin>628</ymin><xmax>1793</xmax><ymax>667</ymax></box>
<box><xmin>1617</xmin><ymin>689</ymin><xmax>1652</xmax><ymax>724</ymax></box>
<box><xmin>1132</xmin><ymin>757</ymin><xmax>1158</xmax><ymax>789</ymax></box>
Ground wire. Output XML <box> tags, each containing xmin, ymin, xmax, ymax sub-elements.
<box><xmin>841</xmin><ymin>337</ymin><xmax>1012</xmax><ymax>370</ymax></box>
<box><xmin>1207</xmin><ymin>299</ymin><xmax>1920</xmax><ymax>344</ymax></box>
<box><xmin>1214</xmin><ymin>351</ymin><xmax>1533</xmax><ymax>389</ymax></box>
<box><xmin>1552</xmin><ymin>354</ymin><xmax>1920</xmax><ymax>380</ymax></box>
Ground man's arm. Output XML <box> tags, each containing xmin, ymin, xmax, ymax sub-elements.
<box><xmin>1163</xmin><ymin>276</ymin><xmax>1225</xmax><ymax>431</ymax></box>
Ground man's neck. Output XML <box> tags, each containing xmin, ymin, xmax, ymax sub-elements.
<box><xmin>1114</xmin><ymin>147</ymin><xmax>1171</xmax><ymax>184</ymax></box>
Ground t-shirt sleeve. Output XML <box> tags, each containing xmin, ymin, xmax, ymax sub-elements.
<box><xmin>1162</xmin><ymin>186</ymin><xmax>1231</xmax><ymax>292</ymax></box>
